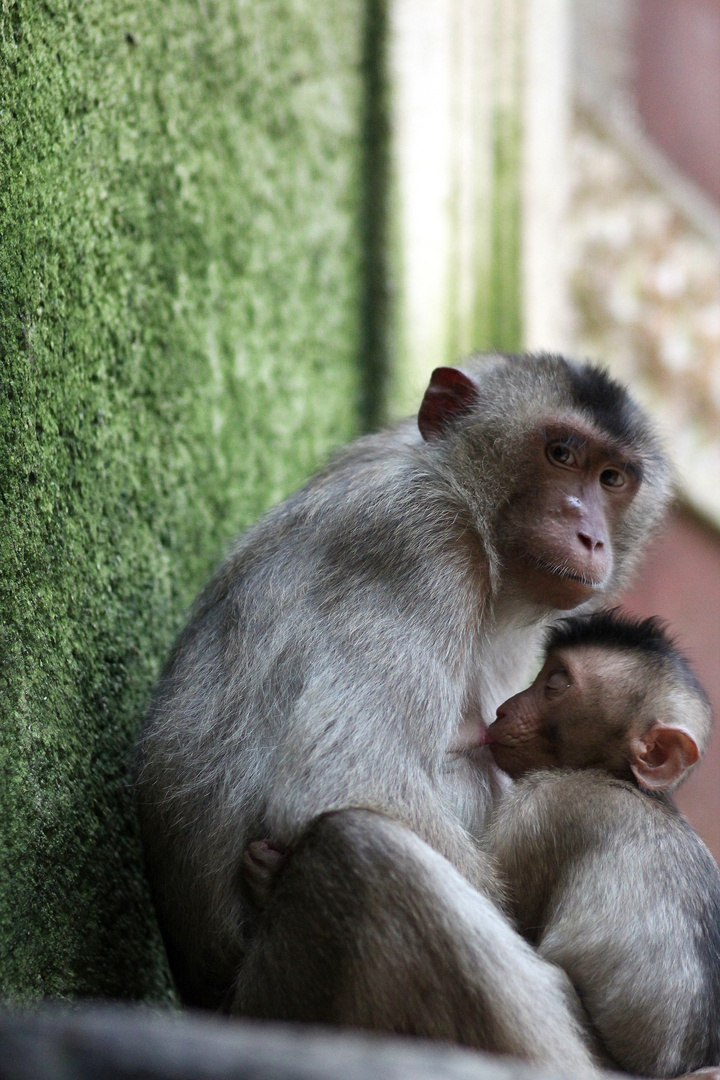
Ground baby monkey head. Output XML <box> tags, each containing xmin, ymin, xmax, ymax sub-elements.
<box><xmin>487</xmin><ymin>609</ymin><xmax>711</xmax><ymax>792</ymax></box>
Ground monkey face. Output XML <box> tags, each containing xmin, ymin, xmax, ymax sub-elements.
<box><xmin>499</xmin><ymin>422</ymin><xmax>642</xmax><ymax>610</ymax></box>
<box><xmin>487</xmin><ymin>646</ymin><xmax>636</xmax><ymax>780</ymax></box>
<box><xmin>486</xmin><ymin>655</ymin><xmax>573</xmax><ymax>779</ymax></box>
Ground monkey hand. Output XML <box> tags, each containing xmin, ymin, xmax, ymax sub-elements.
<box><xmin>242</xmin><ymin>839</ymin><xmax>289</xmax><ymax>908</ymax></box>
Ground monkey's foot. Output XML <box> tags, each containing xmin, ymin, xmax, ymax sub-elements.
<box><xmin>242</xmin><ymin>839</ymin><xmax>289</xmax><ymax>907</ymax></box>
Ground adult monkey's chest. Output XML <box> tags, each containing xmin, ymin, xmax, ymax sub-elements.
<box><xmin>470</xmin><ymin>605</ymin><xmax>547</xmax><ymax>731</ymax></box>
<box><xmin>441</xmin><ymin>611</ymin><xmax>541</xmax><ymax>838</ymax></box>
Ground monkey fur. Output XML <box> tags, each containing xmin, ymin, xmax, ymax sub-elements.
<box><xmin>135</xmin><ymin>353</ymin><xmax>671</xmax><ymax>1071</ymax></box>
<box><xmin>486</xmin><ymin>611</ymin><xmax>720</xmax><ymax>1077</ymax></box>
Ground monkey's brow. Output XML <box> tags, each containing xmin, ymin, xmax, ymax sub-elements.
<box><xmin>541</xmin><ymin>428</ymin><xmax>589</xmax><ymax>451</ymax></box>
<box><xmin>543</xmin><ymin>427</ymin><xmax>644</xmax><ymax>477</ymax></box>
<box><xmin>602</xmin><ymin>451</ymin><xmax>644</xmax><ymax>482</ymax></box>
<box><xmin>619</xmin><ymin>459</ymin><xmax>644</xmax><ymax>482</ymax></box>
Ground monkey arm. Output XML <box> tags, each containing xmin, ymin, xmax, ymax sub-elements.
<box><xmin>137</xmin><ymin>461</ymin><xmax>498</xmax><ymax>1005</ymax></box>
<box><xmin>233</xmin><ymin>808</ymin><xmax>599</xmax><ymax>1077</ymax></box>
<box><xmin>484</xmin><ymin>771</ymin><xmax>575</xmax><ymax>938</ymax></box>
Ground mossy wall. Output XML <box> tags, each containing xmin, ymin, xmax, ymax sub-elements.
<box><xmin>0</xmin><ymin>0</ymin><xmax>381</xmax><ymax>1002</ymax></box>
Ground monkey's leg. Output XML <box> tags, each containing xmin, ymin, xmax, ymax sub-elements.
<box><xmin>232</xmin><ymin>809</ymin><xmax>598</xmax><ymax>1076</ymax></box>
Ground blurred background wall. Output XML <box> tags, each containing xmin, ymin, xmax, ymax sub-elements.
<box><xmin>391</xmin><ymin>0</ymin><xmax>720</xmax><ymax>861</ymax></box>
<box><xmin>388</xmin><ymin>0</ymin><xmax>572</xmax><ymax>413</ymax></box>
<box><xmin>1</xmin><ymin>0</ymin><xmax>718</xmax><ymax>1004</ymax></box>
<box><xmin>570</xmin><ymin>0</ymin><xmax>720</xmax><ymax>862</ymax></box>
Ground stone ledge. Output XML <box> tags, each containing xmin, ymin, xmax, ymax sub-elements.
<box><xmin>0</xmin><ymin>1006</ymin><xmax>587</xmax><ymax>1080</ymax></box>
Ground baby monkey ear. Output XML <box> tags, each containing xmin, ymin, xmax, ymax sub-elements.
<box><xmin>418</xmin><ymin>367</ymin><xmax>478</xmax><ymax>441</ymax></box>
<box><xmin>629</xmin><ymin>725</ymin><xmax>700</xmax><ymax>791</ymax></box>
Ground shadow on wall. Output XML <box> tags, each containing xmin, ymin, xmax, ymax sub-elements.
<box><xmin>620</xmin><ymin>507</ymin><xmax>720</xmax><ymax>865</ymax></box>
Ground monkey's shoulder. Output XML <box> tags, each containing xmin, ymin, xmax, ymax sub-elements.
<box><xmin>494</xmin><ymin>768</ymin><xmax>720</xmax><ymax>927</ymax></box>
<box><xmin>494</xmin><ymin>768</ymin><xmax>684</xmax><ymax>850</ymax></box>
<box><xmin>507</xmin><ymin>766</ymin><xmax>635</xmax><ymax>805</ymax></box>
<box><xmin>511</xmin><ymin>766</ymin><xmax>653</xmax><ymax>801</ymax></box>
<box><xmin>185</xmin><ymin>425</ymin><xmax>486</xmax><ymax>630</ymax></box>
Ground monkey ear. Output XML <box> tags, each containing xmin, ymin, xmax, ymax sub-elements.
<box><xmin>418</xmin><ymin>367</ymin><xmax>478</xmax><ymax>441</ymax></box>
<box><xmin>629</xmin><ymin>725</ymin><xmax>700</xmax><ymax>791</ymax></box>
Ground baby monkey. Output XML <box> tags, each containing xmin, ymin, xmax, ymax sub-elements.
<box><xmin>486</xmin><ymin>610</ymin><xmax>720</xmax><ymax>1078</ymax></box>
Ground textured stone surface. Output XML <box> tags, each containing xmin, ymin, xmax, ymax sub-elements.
<box><xmin>0</xmin><ymin>0</ymin><xmax>369</xmax><ymax>1002</ymax></box>
<box><xmin>0</xmin><ymin>1006</ymin><xmax>579</xmax><ymax>1080</ymax></box>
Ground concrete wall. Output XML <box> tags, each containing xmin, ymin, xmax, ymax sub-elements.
<box><xmin>0</xmin><ymin>0</ymin><xmax>378</xmax><ymax>1003</ymax></box>
<box><xmin>388</xmin><ymin>0</ymin><xmax>572</xmax><ymax>414</ymax></box>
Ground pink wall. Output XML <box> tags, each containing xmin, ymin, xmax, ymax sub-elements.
<box><xmin>620</xmin><ymin>508</ymin><xmax>720</xmax><ymax>864</ymax></box>
<box><xmin>636</xmin><ymin>0</ymin><xmax>720</xmax><ymax>206</ymax></box>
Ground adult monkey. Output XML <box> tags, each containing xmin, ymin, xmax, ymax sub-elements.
<box><xmin>136</xmin><ymin>353</ymin><xmax>671</xmax><ymax>1074</ymax></box>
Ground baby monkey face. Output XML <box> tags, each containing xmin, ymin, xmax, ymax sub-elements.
<box><xmin>486</xmin><ymin>646</ymin><xmax>635</xmax><ymax>780</ymax></box>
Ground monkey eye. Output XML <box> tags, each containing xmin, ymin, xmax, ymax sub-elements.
<box><xmin>546</xmin><ymin>443</ymin><xmax>578</xmax><ymax>468</ymax></box>
<box><xmin>600</xmin><ymin>467</ymin><xmax>627</xmax><ymax>489</ymax></box>
<box><xmin>544</xmin><ymin>668</ymin><xmax>570</xmax><ymax>697</ymax></box>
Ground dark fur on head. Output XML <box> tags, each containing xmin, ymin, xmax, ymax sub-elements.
<box><xmin>442</xmin><ymin>353</ymin><xmax>673</xmax><ymax>598</ymax></box>
<box><xmin>563</xmin><ymin>360</ymin><xmax>646</xmax><ymax>447</ymax></box>
<box><xmin>546</xmin><ymin>608</ymin><xmax>710</xmax><ymax>709</ymax></box>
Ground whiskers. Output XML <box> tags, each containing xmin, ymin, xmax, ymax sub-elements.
<box><xmin>531</xmin><ymin>554</ymin><xmax>601</xmax><ymax>589</ymax></box>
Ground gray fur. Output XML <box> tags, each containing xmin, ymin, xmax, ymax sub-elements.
<box><xmin>135</xmin><ymin>352</ymin><xmax>670</xmax><ymax>1065</ymax></box>
<box><xmin>235</xmin><ymin>808</ymin><xmax>597</xmax><ymax>1075</ymax></box>
<box><xmin>487</xmin><ymin>628</ymin><xmax>719</xmax><ymax>1077</ymax></box>
<box><xmin>489</xmin><ymin>773</ymin><xmax>720</xmax><ymax>1076</ymax></box>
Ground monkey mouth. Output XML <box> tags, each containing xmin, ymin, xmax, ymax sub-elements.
<box><xmin>533</xmin><ymin>557</ymin><xmax>602</xmax><ymax>590</ymax></box>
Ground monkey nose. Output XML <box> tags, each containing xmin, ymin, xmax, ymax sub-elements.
<box><xmin>578</xmin><ymin>531</ymin><xmax>604</xmax><ymax>552</ymax></box>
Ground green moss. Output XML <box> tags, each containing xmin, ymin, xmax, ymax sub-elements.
<box><xmin>0</xmin><ymin>0</ymin><xmax>368</xmax><ymax>1001</ymax></box>
<box><xmin>487</xmin><ymin>100</ymin><xmax>522</xmax><ymax>352</ymax></box>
